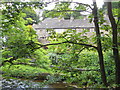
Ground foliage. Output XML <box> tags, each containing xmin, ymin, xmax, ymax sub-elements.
<box><xmin>42</xmin><ymin>2</ymin><xmax>86</xmax><ymax>19</ymax></box>
<box><xmin>48</xmin><ymin>49</ymin><xmax>115</xmax><ymax>87</ymax></box>
<box><xmin>2</xmin><ymin>64</ymin><xmax>52</xmax><ymax>79</ymax></box>
<box><xmin>33</xmin><ymin>49</ymin><xmax>51</xmax><ymax>69</ymax></box>
<box><xmin>43</xmin><ymin>2</ymin><xmax>71</xmax><ymax>19</ymax></box>
<box><xmin>1</xmin><ymin>2</ymin><xmax>43</xmax><ymax>63</ymax></box>
<box><xmin>22</xmin><ymin>7</ymin><xmax>40</xmax><ymax>25</ymax></box>
<box><xmin>1</xmin><ymin>1</ymin><xmax>119</xmax><ymax>88</ymax></box>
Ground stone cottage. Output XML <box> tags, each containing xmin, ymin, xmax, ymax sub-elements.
<box><xmin>32</xmin><ymin>17</ymin><xmax>110</xmax><ymax>44</ymax></box>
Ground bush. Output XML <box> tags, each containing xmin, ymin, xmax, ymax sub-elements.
<box><xmin>48</xmin><ymin>50</ymin><xmax>115</xmax><ymax>87</ymax></box>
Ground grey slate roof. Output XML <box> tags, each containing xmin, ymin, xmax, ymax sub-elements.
<box><xmin>33</xmin><ymin>18</ymin><xmax>95</xmax><ymax>29</ymax></box>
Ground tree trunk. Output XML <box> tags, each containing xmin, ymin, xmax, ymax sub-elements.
<box><xmin>107</xmin><ymin>2</ymin><xmax>120</xmax><ymax>85</ymax></box>
<box><xmin>92</xmin><ymin>1</ymin><xmax>108</xmax><ymax>86</ymax></box>
<box><xmin>118</xmin><ymin>2</ymin><xmax>120</xmax><ymax>45</ymax></box>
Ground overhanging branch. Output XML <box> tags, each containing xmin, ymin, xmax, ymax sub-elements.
<box><xmin>36</xmin><ymin>41</ymin><xmax>97</xmax><ymax>50</ymax></box>
<box><xmin>45</xmin><ymin>10</ymin><xmax>91</xmax><ymax>13</ymax></box>
<box><xmin>0</xmin><ymin>57</ymin><xmax>18</xmax><ymax>67</ymax></box>
<box><xmin>45</xmin><ymin>1</ymin><xmax>93</xmax><ymax>10</ymax></box>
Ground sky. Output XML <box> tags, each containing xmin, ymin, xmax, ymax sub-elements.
<box><xmin>77</xmin><ymin>0</ymin><xmax>104</xmax><ymax>8</ymax></box>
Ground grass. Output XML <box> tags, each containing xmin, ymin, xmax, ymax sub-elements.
<box><xmin>2</xmin><ymin>65</ymin><xmax>53</xmax><ymax>79</ymax></box>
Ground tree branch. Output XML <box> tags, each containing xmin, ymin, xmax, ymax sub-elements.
<box><xmin>0</xmin><ymin>57</ymin><xmax>18</xmax><ymax>67</ymax></box>
<box><xmin>50</xmin><ymin>65</ymin><xmax>99</xmax><ymax>72</ymax></box>
<box><xmin>45</xmin><ymin>1</ymin><xmax>93</xmax><ymax>10</ymax></box>
<box><xmin>45</xmin><ymin>10</ymin><xmax>91</xmax><ymax>13</ymax></box>
<box><xmin>12</xmin><ymin>63</ymin><xmax>37</xmax><ymax>67</ymax></box>
<box><xmin>35</xmin><ymin>41</ymin><xmax>97</xmax><ymax>49</ymax></box>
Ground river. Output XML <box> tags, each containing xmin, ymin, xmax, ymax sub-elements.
<box><xmin>1</xmin><ymin>76</ymin><xmax>78</xmax><ymax>89</ymax></box>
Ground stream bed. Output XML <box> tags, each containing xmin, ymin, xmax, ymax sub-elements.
<box><xmin>1</xmin><ymin>77</ymin><xmax>78</xmax><ymax>89</ymax></box>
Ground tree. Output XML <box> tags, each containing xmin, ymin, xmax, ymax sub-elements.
<box><xmin>42</xmin><ymin>2</ymin><xmax>86</xmax><ymax>19</ymax></box>
<box><xmin>1</xmin><ymin>1</ymin><xmax>118</xmax><ymax>87</ymax></box>
<box><xmin>92</xmin><ymin>1</ymin><xmax>108</xmax><ymax>86</ymax></box>
<box><xmin>1</xmin><ymin>2</ymin><xmax>43</xmax><ymax>65</ymax></box>
<box><xmin>22</xmin><ymin>7</ymin><xmax>40</xmax><ymax>25</ymax></box>
<box><xmin>107</xmin><ymin>2</ymin><xmax>120</xmax><ymax>86</ymax></box>
<box><xmin>42</xmin><ymin>1</ymin><xmax>108</xmax><ymax>86</ymax></box>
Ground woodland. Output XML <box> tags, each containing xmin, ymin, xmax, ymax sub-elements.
<box><xmin>0</xmin><ymin>0</ymin><xmax>120</xmax><ymax>89</ymax></box>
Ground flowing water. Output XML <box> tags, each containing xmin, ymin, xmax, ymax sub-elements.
<box><xmin>1</xmin><ymin>76</ymin><xmax>78</xmax><ymax>89</ymax></box>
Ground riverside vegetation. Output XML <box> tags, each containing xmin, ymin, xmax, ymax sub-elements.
<box><xmin>1</xmin><ymin>1</ymin><xmax>120</xmax><ymax>88</ymax></box>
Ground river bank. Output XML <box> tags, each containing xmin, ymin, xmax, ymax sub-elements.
<box><xmin>1</xmin><ymin>75</ymin><xmax>78</xmax><ymax>89</ymax></box>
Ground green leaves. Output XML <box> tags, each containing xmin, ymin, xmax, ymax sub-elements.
<box><xmin>1</xmin><ymin>2</ymin><xmax>40</xmax><ymax>60</ymax></box>
<box><xmin>42</xmin><ymin>2</ymin><xmax>86</xmax><ymax>19</ymax></box>
<box><xmin>55</xmin><ymin>2</ymin><xmax>70</xmax><ymax>11</ymax></box>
